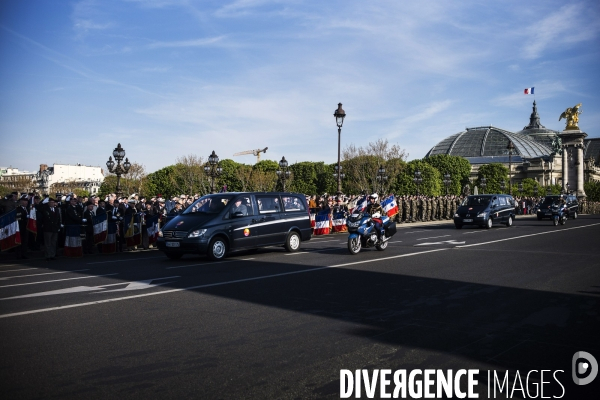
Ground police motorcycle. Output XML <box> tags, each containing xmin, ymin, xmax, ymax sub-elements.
<box><xmin>346</xmin><ymin>195</ymin><xmax>397</xmax><ymax>255</ymax></box>
<box><xmin>551</xmin><ymin>199</ymin><xmax>568</xmax><ymax>226</ymax></box>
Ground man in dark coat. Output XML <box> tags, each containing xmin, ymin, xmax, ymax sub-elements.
<box><xmin>82</xmin><ymin>201</ymin><xmax>96</xmax><ymax>254</ymax></box>
<box><xmin>41</xmin><ymin>198</ymin><xmax>61</xmax><ymax>260</ymax></box>
<box><xmin>15</xmin><ymin>196</ymin><xmax>29</xmax><ymax>259</ymax></box>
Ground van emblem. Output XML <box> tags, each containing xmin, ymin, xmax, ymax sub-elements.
<box><xmin>244</xmin><ymin>228</ymin><xmax>250</xmax><ymax>237</ymax></box>
<box><xmin>177</xmin><ymin>221</ymin><xmax>184</xmax><ymax>226</ymax></box>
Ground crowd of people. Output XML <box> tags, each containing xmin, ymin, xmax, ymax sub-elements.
<box><xmin>2</xmin><ymin>189</ymin><xmax>599</xmax><ymax>260</ymax></box>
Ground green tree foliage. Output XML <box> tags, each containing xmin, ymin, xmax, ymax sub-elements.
<box><xmin>145</xmin><ymin>166</ymin><xmax>177</xmax><ymax>198</ymax></box>
<box><xmin>396</xmin><ymin>160</ymin><xmax>441</xmax><ymax>196</ymax></box>
<box><xmin>289</xmin><ymin>162</ymin><xmax>318</xmax><ymax>194</ymax></box>
<box><xmin>584</xmin><ymin>181</ymin><xmax>600</xmax><ymax>201</ymax></box>
<box><xmin>424</xmin><ymin>154</ymin><xmax>471</xmax><ymax>195</ymax></box>
<box><xmin>476</xmin><ymin>163</ymin><xmax>509</xmax><ymax>194</ymax></box>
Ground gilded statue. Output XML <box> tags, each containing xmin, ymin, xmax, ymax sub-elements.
<box><xmin>559</xmin><ymin>103</ymin><xmax>582</xmax><ymax>130</ymax></box>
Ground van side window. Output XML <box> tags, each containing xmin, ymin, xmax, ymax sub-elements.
<box><xmin>256</xmin><ymin>195</ymin><xmax>282</xmax><ymax>214</ymax></box>
<box><xmin>282</xmin><ymin>195</ymin><xmax>306</xmax><ymax>212</ymax></box>
<box><xmin>498</xmin><ymin>197</ymin><xmax>507</xmax><ymax>206</ymax></box>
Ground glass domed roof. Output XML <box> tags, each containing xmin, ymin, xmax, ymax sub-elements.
<box><xmin>426</xmin><ymin>126</ymin><xmax>552</xmax><ymax>162</ymax></box>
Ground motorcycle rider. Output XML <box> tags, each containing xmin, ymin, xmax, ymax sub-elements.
<box><xmin>365</xmin><ymin>193</ymin><xmax>385</xmax><ymax>239</ymax></box>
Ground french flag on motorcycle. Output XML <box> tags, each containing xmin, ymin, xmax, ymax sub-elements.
<box><xmin>352</xmin><ymin>195</ymin><xmax>368</xmax><ymax>213</ymax></box>
<box><xmin>146</xmin><ymin>214</ymin><xmax>160</xmax><ymax>244</ymax></box>
<box><xmin>313</xmin><ymin>212</ymin><xmax>330</xmax><ymax>235</ymax></box>
<box><xmin>381</xmin><ymin>195</ymin><xmax>399</xmax><ymax>217</ymax></box>
<box><xmin>332</xmin><ymin>211</ymin><xmax>347</xmax><ymax>233</ymax></box>
<box><xmin>92</xmin><ymin>213</ymin><xmax>108</xmax><ymax>244</ymax></box>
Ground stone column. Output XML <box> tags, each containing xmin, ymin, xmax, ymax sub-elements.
<box><xmin>562</xmin><ymin>146</ymin><xmax>568</xmax><ymax>192</ymax></box>
<box><xmin>577</xmin><ymin>145</ymin><xmax>585</xmax><ymax>198</ymax></box>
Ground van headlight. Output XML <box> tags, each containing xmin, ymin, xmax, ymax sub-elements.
<box><xmin>477</xmin><ymin>211</ymin><xmax>487</xmax><ymax>217</ymax></box>
<box><xmin>158</xmin><ymin>230</ymin><xmax>163</xmax><ymax>238</ymax></box>
<box><xmin>188</xmin><ymin>229</ymin><xmax>207</xmax><ymax>238</ymax></box>
<box><xmin>454</xmin><ymin>213</ymin><xmax>459</xmax><ymax>218</ymax></box>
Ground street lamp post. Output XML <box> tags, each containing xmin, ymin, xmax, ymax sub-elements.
<box><xmin>276</xmin><ymin>156</ymin><xmax>291</xmax><ymax>191</ymax></box>
<box><xmin>480</xmin><ymin>177</ymin><xmax>487</xmax><ymax>194</ymax></box>
<box><xmin>333</xmin><ymin>165</ymin><xmax>345</xmax><ymax>191</ymax></box>
<box><xmin>203</xmin><ymin>150</ymin><xmax>222</xmax><ymax>193</ymax></box>
<box><xmin>565</xmin><ymin>182</ymin><xmax>570</xmax><ymax>194</ymax></box>
<box><xmin>500</xmin><ymin>180</ymin><xmax>506</xmax><ymax>193</ymax></box>
<box><xmin>333</xmin><ymin>103</ymin><xmax>346</xmax><ymax>197</ymax></box>
<box><xmin>106</xmin><ymin>143</ymin><xmax>132</xmax><ymax>198</ymax></box>
<box><xmin>413</xmin><ymin>169</ymin><xmax>423</xmax><ymax>196</ymax></box>
<box><xmin>443</xmin><ymin>173</ymin><xmax>451</xmax><ymax>195</ymax></box>
<box><xmin>376</xmin><ymin>165</ymin><xmax>387</xmax><ymax>195</ymax></box>
<box><xmin>507</xmin><ymin>141</ymin><xmax>515</xmax><ymax>195</ymax></box>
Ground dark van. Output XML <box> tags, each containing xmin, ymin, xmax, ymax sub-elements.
<box><xmin>454</xmin><ymin>194</ymin><xmax>515</xmax><ymax>229</ymax></box>
<box><xmin>156</xmin><ymin>192</ymin><xmax>312</xmax><ymax>260</ymax></box>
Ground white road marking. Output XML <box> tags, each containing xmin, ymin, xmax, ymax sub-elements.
<box><xmin>416</xmin><ymin>235</ymin><xmax>450</xmax><ymax>241</ymax></box>
<box><xmin>165</xmin><ymin>258</ymin><xmax>256</xmax><ymax>269</ymax></box>
<box><xmin>404</xmin><ymin>230</ymin><xmax>428</xmax><ymax>234</ymax></box>
<box><xmin>0</xmin><ymin>249</ymin><xmax>449</xmax><ymax>318</ymax></box>
<box><xmin>0</xmin><ymin>268</ymin><xmax>39</xmax><ymax>273</ymax></box>
<box><xmin>456</xmin><ymin>222</ymin><xmax>600</xmax><ymax>248</ymax></box>
<box><xmin>285</xmin><ymin>252</ymin><xmax>308</xmax><ymax>256</ymax></box>
<box><xmin>414</xmin><ymin>240</ymin><xmax>466</xmax><ymax>246</ymax></box>
<box><xmin>0</xmin><ymin>277</ymin><xmax>179</xmax><ymax>300</ymax></box>
<box><xmin>87</xmin><ymin>257</ymin><xmax>162</xmax><ymax>264</ymax></box>
<box><xmin>462</xmin><ymin>231</ymin><xmax>487</xmax><ymax>234</ymax></box>
<box><xmin>304</xmin><ymin>239</ymin><xmax>341</xmax><ymax>243</ymax></box>
<box><xmin>0</xmin><ymin>269</ymin><xmax>90</xmax><ymax>280</ymax></box>
<box><xmin>388</xmin><ymin>240</ymin><xmax>403</xmax><ymax>243</ymax></box>
<box><xmin>0</xmin><ymin>273</ymin><xmax>118</xmax><ymax>288</ymax></box>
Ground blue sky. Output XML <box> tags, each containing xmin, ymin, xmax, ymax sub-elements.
<box><xmin>1</xmin><ymin>0</ymin><xmax>599</xmax><ymax>174</ymax></box>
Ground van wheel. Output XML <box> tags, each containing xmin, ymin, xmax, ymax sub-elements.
<box><xmin>505</xmin><ymin>216</ymin><xmax>513</xmax><ymax>227</ymax></box>
<box><xmin>207</xmin><ymin>237</ymin><xmax>227</xmax><ymax>260</ymax></box>
<box><xmin>572</xmin><ymin>211</ymin><xmax>578</xmax><ymax>220</ymax></box>
<box><xmin>165</xmin><ymin>252</ymin><xmax>183</xmax><ymax>260</ymax></box>
<box><xmin>285</xmin><ymin>232</ymin><xmax>301</xmax><ymax>252</ymax></box>
<box><xmin>485</xmin><ymin>218</ymin><xmax>493</xmax><ymax>229</ymax></box>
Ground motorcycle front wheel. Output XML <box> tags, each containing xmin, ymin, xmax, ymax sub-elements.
<box><xmin>553</xmin><ymin>216</ymin><xmax>559</xmax><ymax>226</ymax></box>
<box><xmin>560</xmin><ymin>216</ymin><xmax>566</xmax><ymax>225</ymax></box>
<box><xmin>348</xmin><ymin>236</ymin><xmax>362</xmax><ymax>255</ymax></box>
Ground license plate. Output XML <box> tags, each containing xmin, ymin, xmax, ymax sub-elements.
<box><xmin>545</xmin><ymin>212</ymin><xmax>551</xmax><ymax>215</ymax></box>
<box><xmin>166</xmin><ymin>242</ymin><xmax>180</xmax><ymax>247</ymax></box>
<box><xmin>463</xmin><ymin>219</ymin><xmax>473</xmax><ymax>222</ymax></box>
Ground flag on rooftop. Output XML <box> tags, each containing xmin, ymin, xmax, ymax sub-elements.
<box><xmin>524</xmin><ymin>87</ymin><xmax>534</xmax><ymax>95</ymax></box>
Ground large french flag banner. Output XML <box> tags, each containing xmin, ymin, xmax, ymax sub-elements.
<box><xmin>92</xmin><ymin>213</ymin><xmax>108</xmax><ymax>244</ymax></box>
<box><xmin>313</xmin><ymin>212</ymin><xmax>331</xmax><ymax>235</ymax></box>
<box><xmin>524</xmin><ymin>87</ymin><xmax>534</xmax><ymax>95</ymax></box>
<box><xmin>0</xmin><ymin>210</ymin><xmax>21</xmax><ymax>252</ymax></box>
<box><xmin>64</xmin><ymin>225</ymin><xmax>83</xmax><ymax>257</ymax></box>
<box><xmin>146</xmin><ymin>214</ymin><xmax>160</xmax><ymax>244</ymax></box>
<box><xmin>102</xmin><ymin>222</ymin><xmax>117</xmax><ymax>253</ymax></box>
<box><xmin>27</xmin><ymin>207</ymin><xmax>37</xmax><ymax>236</ymax></box>
<box><xmin>124</xmin><ymin>213</ymin><xmax>142</xmax><ymax>247</ymax></box>
<box><xmin>332</xmin><ymin>212</ymin><xmax>347</xmax><ymax>233</ymax></box>
<box><xmin>381</xmin><ymin>195</ymin><xmax>399</xmax><ymax>217</ymax></box>
<box><xmin>310</xmin><ymin>212</ymin><xmax>316</xmax><ymax>228</ymax></box>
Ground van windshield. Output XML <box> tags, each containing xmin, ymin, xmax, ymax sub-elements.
<box><xmin>183</xmin><ymin>194</ymin><xmax>235</xmax><ymax>214</ymax></box>
<box><xmin>462</xmin><ymin>196</ymin><xmax>491</xmax><ymax>207</ymax></box>
<box><xmin>541</xmin><ymin>196</ymin><xmax>559</xmax><ymax>205</ymax></box>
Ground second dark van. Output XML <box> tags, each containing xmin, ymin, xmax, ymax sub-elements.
<box><xmin>156</xmin><ymin>192</ymin><xmax>312</xmax><ymax>260</ymax></box>
<box><xmin>454</xmin><ymin>194</ymin><xmax>515</xmax><ymax>229</ymax></box>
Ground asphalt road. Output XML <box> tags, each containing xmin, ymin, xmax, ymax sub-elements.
<box><xmin>1</xmin><ymin>215</ymin><xmax>599</xmax><ymax>399</ymax></box>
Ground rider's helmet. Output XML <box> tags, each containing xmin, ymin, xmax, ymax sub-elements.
<box><xmin>369</xmin><ymin>193</ymin><xmax>378</xmax><ymax>201</ymax></box>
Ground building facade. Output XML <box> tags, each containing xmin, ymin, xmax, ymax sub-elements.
<box><xmin>425</xmin><ymin>101</ymin><xmax>600</xmax><ymax>196</ymax></box>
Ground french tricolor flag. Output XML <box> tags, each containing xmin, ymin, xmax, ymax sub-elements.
<box><xmin>524</xmin><ymin>87</ymin><xmax>534</xmax><ymax>95</ymax></box>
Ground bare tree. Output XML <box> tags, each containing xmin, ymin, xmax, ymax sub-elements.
<box><xmin>342</xmin><ymin>139</ymin><xmax>408</xmax><ymax>195</ymax></box>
